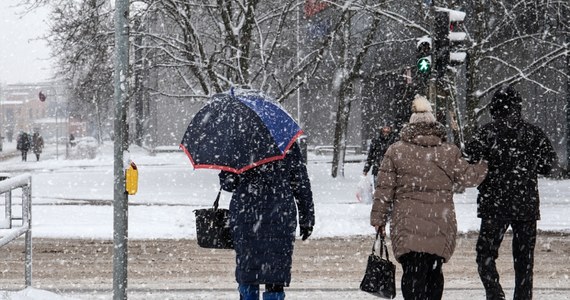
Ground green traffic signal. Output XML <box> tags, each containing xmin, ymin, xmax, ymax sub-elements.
<box><xmin>417</xmin><ymin>57</ymin><xmax>431</xmax><ymax>74</ymax></box>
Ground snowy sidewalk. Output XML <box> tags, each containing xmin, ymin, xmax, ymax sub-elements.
<box><xmin>27</xmin><ymin>287</ymin><xmax>567</xmax><ymax>300</ymax></box>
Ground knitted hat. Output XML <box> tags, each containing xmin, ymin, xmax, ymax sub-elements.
<box><xmin>409</xmin><ymin>95</ymin><xmax>436</xmax><ymax>123</ymax></box>
<box><xmin>489</xmin><ymin>85</ymin><xmax>522</xmax><ymax>119</ymax></box>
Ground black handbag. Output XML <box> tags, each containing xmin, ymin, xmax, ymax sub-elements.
<box><xmin>360</xmin><ymin>231</ymin><xmax>396</xmax><ymax>298</ymax></box>
<box><xmin>194</xmin><ymin>188</ymin><xmax>234</xmax><ymax>249</ymax></box>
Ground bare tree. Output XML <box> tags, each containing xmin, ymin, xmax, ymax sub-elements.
<box><xmin>133</xmin><ymin>0</ymin><xmax>341</xmax><ymax>103</ymax></box>
<box><xmin>462</xmin><ymin>0</ymin><xmax>570</xmax><ymax>141</ymax></box>
<box><xmin>46</xmin><ymin>0</ymin><xmax>115</xmax><ymax>143</ymax></box>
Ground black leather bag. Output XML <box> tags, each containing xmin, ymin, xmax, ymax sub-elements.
<box><xmin>360</xmin><ymin>231</ymin><xmax>396</xmax><ymax>298</ymax></box>
<box><xmin>194</xmin><ymin>189</ymin><xmax>233</xmax><ymax>249</ymax></box>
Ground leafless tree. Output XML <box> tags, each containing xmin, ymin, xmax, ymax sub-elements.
<box><xmin>463</xmin><ymin>0</ymin><xmax>570</xmax><ymax>141</ymax></box>
<box><xmin>46</xmin><ymin>0</ymin><xmax>115</xmax><ymax>142</ymax></box>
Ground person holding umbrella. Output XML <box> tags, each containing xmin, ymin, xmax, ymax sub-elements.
<box><xmin>219</xmin><ymin>140</ymin><xmax>314</xmax><ymax>300</ymax></box>
<box><xmin>181</xmin><ymin>89</ymin><xmax>315</xmax><ymax>300</ymax></box>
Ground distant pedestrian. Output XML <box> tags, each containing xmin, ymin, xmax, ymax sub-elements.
<box><xmin>371</xmin><ymin>95</ymin><xmax>488</xmax><ymax>300</ymax></box>
<box><xmin>32</xmin><ymin>132</ymin><xmax>44</xmax><ymax>161</ymax></box>
<box><xmin>69</xmin><ymin>133</ymin><xmax>76</xmax><ymax>147</ymax></box>
<box><xmin>219</xmin><ymin>142</ymin><xmax>315</xmax><ymax>300</ymax></box>
<box><xmin>464</xmin><ymin>85</ymin><xmax>557</xmax><ymax>300</ymax></box>
<box><xmin>16</xmin><ymin>132</ymin><xmax>31</xmax><ymax>161</ymax></box>
<box><xmin>362</xmin><ymin>125</ymin><xmax>397</xmax><ymax>184</ymax></box>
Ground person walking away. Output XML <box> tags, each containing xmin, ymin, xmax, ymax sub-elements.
<box><xmin>362</xmin><ymin>125</ymin><xmax>397</xmax><ymax>184</ymax></box>
<box><xmin>16</xmin><ymin>132</ymin><xmax>31</xmax><ymax>161</ymax></box>
<box><xmin>32</xmin><ymin>132</ymin><xmax>44</xmax><ymax>161</ymax></box>
<box><xmin>219</xmin><ymin>141</ymin><xmax>315</xmax><ymax>300</ymax></box>
<box><xmin>69</xmin><ymin>133</ymin><xmax>76</xmax><ymax>147</ymax></box>
<box><xmin>371</xmin><ymin>95</ymin><xmax>488</xmax><ymax>300</ymax></box>
<box><xmin>464</xmin><ymin>85</ymin><xmax>557</xmax><ymax>300</ymax></box>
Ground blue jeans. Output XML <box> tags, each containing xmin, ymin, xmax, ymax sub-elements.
<box><xmin>238</xmin><ymin>284</ymin><xmax>285</xmax><ymax>300</ymax></box>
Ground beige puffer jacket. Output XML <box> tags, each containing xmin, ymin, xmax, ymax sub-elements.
<box><xmin>370</xmin><ymin>122</ymin><xmax>487</xmax><ymax>263</ymax></box>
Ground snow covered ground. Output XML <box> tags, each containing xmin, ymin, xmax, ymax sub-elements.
<box><xmin>1</xmin><ymin>140</ymin><xmax>569</xmax><ymax>299</ymax></box>
<box><xmin>1</xmin><ymin>141</ymin><xmax>569</xmax><ymax>240</ymax></box>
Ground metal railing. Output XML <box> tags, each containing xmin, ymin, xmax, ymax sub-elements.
<box><xmin>0</xmin><ymin>174</ymin><xmax>32</xmax><ymax>287</ymax></box>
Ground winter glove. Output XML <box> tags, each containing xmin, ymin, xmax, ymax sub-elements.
<box><xmin>300</xmin><ymin>226</ymin><xmax>313</xmax><ymax>241</ymax></box>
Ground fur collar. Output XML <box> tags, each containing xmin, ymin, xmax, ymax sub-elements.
<box><xmin>400</xmin><ymin>122</ymin><xmax>447</xmax><ymax>146</ymax></box>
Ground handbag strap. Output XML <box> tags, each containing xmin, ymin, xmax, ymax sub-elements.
<box><xmin>372</xmin><ymin>230</ymin><xmax>390</xmax><ymax>261</ymax></box>
<box><xmin>212</xmin><ymin>188</ymin><xmax>222</xmax><ymax>210</ymax></box>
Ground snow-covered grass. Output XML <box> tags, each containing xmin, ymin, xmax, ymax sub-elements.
<box><xmin>1</xmin><ymin>140</ymin><xmax>569</xmax><ymax>240</ymax></box>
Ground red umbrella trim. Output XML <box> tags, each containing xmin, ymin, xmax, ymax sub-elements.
<box><xmin>180</xmin><ymin>130</ymin><xmax>304</xmax><ymax>174</ymax></box>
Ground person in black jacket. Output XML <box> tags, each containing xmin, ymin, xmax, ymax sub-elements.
<box><xmin>16</xmin><ymin>132</ymin><xmax>31</xmax><ymax>161</ymax></box>
<box><xmin>219</xmin><ymin>141</ymin><xmax>315</xmax><ymax>300</ymax></box>
<box><xmin>363</xmin><ymin>125</ymin><xmax>397</xmax><ymax>184</ymax></box>
<box><xmin>464</xmin><ymin>85</ymin><xmax>557</xmax><ymax>300</ymax></box>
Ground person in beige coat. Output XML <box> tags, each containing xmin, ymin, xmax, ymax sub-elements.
<box><xmin>370</xmin><ymin>95</ymin><xmax>488</xmax><ymax>300</ymax></box>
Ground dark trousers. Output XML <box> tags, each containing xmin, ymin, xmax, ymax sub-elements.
<box><xmin>400</xmin><ymin>252</ymin><xmax>444</xmax><ymax>300</ymax></box>
<box><xmin>476</xmin><ymin>219</ymin><xmax>537</xmax><ymax>300</ymax></box>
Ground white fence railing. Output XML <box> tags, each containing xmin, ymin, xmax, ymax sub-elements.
<box><xmin>0</xmin><ymin>174</ymin><xmax>32</xmax><ymax>287</ymax></box>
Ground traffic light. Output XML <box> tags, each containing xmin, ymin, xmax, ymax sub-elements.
<box><xmin>415</xmin><ymin>36</ymin><xmax>432</xmax><ymax>92</ymax></box>
<box><xmin>447</xmin><ymin>9</ymin><xmax>467</xmax><ymax>65</ymax></box>
<box><xmin>416</xmin><ymin>36</ymin><xmax>432</xmax><ymax>75</ymax></box>
<box><xmin>433</xmin><ymin>8</ymin><xmax>467</xmax><ymax>78</ymax></box>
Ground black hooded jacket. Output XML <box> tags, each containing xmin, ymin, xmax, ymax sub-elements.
<box><xmin>363</xmin><ymin>132</ymin><xmax>398</xmax><ymax>176</ymax></box>
<box><xmin>464</xmin><ymin>87</ymin><xmax>557</xmax><ymax>221</ymax></box>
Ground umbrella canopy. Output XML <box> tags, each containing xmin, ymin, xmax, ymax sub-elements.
<box><xmin>180</xmin><ymin>90</ymin><xmax>303</xmax><ymax>174</ymax></box>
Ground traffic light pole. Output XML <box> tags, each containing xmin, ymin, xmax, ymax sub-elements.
<box><xmin>113</xmin><ymin>0</ymin><xmax>129</xmax><ymax>299</ymax></box>
<box><xmin>429</xmin><ymin>10</ymin><xmax>448</xmax><ymax>125</ymax></box>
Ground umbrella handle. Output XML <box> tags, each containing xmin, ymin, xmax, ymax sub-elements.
<box><xmin>212</xmin><ymin>187</ymin><xmax>223</xmax><ymax>210</ymax></box>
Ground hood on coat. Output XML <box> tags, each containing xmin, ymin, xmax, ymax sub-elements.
<box><xmin>400</xmin><ymin>122</ymin><xmax>447</xmax><ymax>146</ymax></box>
<box><xmin>489</xmin><ymin>85</ymin><xmax>522</xmax><ymax>120</ymax></box>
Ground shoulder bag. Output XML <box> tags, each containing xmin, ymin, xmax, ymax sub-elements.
<box><xmin>360</xmin><ymin>231</ymin><xmax>396</xmax><ymax>298</ymax></box>
<box><xmin>194</xmin><ymin>188</ymin><xmax>233</xmax><ymax>249</ymax></box>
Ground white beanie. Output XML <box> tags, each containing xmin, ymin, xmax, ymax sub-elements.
<box><xmin>409</xmin><ymin>94</ymin><xmax>436</xmax><ymax>123</ymax></box>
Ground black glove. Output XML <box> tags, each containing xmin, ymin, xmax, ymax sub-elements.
<box><xmin>300</xmin><ymin>226</ymin><xmax>313</xmax><ymax>241</ymax></box>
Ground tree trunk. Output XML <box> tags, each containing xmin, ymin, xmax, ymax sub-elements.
<box><xmin>134</xmin><ymin>20</ymin><xmax>144</xmax><ymax>147</ymax></box>
<box><xmin>331</xmin><ymin>80</ymin><xmax>352</xmax><ymax>178</ymax></box>
<box><xmin>331</xmin><ymin>17</ymin><xmax>351</xmax><ymax>178</ymax></box>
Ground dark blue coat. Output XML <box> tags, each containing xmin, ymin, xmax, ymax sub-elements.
<box><xmin>219</xmin><ymin>142</ymin><xmax>314</xmax><ymax>286</ymax></box>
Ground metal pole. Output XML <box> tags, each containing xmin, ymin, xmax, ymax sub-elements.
<box><xmin>55</xmin><ymin>89</ymin><xmax>59</xmax><ymax>160</ymax></box>
<box><xmin>566</xmin><ymin>32</ymin><xmax>569</xmax><ymax>174</ymax></box>
<box><xmin>23</xmin><ymin>179</ymin><xmax>32</xmax><ymax>287</ymax></box>
<box><xmin>296</xmin><ymin>2</ymin><xmax>302</xmax><ymax>128</ymax></box>
<box><xmin>113</xmin><ymin>0</ymin><xmax>129</xmax><ymax>299</ymax></box>
<box><xmin>4</xmin><ymin>191</ymin><xmax>11</xmax><ymax>229</ymax></box>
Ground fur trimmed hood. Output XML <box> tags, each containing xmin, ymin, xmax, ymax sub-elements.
<box><xmin>400</xmin><ymin>122</ymin><xmax>447</xmax><ymax>146</ymax></box>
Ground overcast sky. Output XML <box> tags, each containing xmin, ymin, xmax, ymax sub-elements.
<box><xmin>0</xmin><ymin>0</ymin><xmax>53</xmax><ymax>85</ymax></box>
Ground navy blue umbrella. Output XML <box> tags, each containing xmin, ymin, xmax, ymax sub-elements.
<box><xmin>180</xmin><ymin>90</ymin><xmax>303</xmax><ymax>174</ymax></box>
